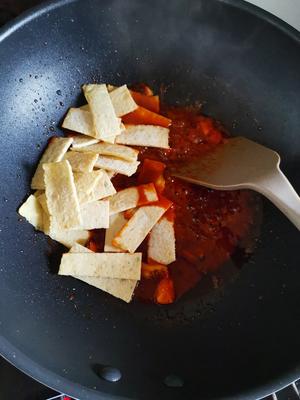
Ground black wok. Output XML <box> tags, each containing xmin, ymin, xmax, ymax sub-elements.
<box><xmin>0</xmin><ymin>0</ymin><xmax>299</xmax><ymax>399</ymax></box>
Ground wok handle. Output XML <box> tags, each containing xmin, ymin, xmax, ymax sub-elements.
<box><xmin>252</xmin><ymin>167</ymin><xmax>300</xmax><ymax>230</ymax></box>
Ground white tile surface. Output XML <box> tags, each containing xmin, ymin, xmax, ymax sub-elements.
<box><xmin>246</xmin><ymin>0</ymin><xmax>300</xmax><ymax>31</ymax></box>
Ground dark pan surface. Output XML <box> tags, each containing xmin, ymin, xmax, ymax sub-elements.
<box><xmin>0</xmin><ymin>1</ymin><xmax>300</xmax><ymax>399</ymax></box>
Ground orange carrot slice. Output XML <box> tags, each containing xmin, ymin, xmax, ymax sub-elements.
<box><xmin>87</xmin><ymin>240</ymin><xmax>97</xmax><ymax>252</ymax></box>
<box><xmin>154</xmin><ymin>277</ymin><xmax>175</xmax><ymax>304</ymax></box>
<box><xmin>130</xmin><ymin>91</ymin><xmax>160</xmax><ymax>113</ymax></box>
<box><xmin>122</xmin><ymin>106</ymin><xmax>171</xmax><ymax>128</ymax></box>
<box><xmin>138</xmin><ymin>159</ymin><xmax>167</xmax><ymax>193</ymax></box>
<box><xmin>141</xmin><ymin>263</ymin><xmax>168</xmax><ymax>279</ymax></box>
<box><xmin>131</xmin><ymin>83</ymin><xmax>154</xmax><ymax>96</ymax></box>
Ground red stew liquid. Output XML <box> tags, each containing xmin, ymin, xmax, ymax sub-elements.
<box><xmin>89</xmin><ymin>104</ymin><xmax>261</xmax><ymax>304</ymax></box>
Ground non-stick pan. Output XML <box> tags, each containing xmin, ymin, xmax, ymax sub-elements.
<box><xmin>0</xmin><ymin>0</ymin><xmax>299</xmax><ymax>399</ymax></box>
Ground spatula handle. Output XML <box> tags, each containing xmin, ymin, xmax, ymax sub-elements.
<box><xmin>253</xmin><ymin>168</ymin><xmax>300</xmax><ymax>230</ymax></box>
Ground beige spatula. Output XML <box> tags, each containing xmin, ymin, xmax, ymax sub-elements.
<box><xmin>172</xmin><ymin>136</ymin><xmax>300</xmax><ymax>230</ymax></box>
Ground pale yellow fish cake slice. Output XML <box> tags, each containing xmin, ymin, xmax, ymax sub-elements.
<box><xmin>105</xmin><ymin>170</ymin><xmax>117</xmax><ymax>179</ymax></box>
<box><xmin>70</xmin><ymin>243</ymin><xmax>91</xmax><ymax>252</ymax></box>
<box><xmin>72</xmin><ymin>142</ymin><xmax>138</xmax><ymax>162</ymax></box>
<box><xmin>109</xmin><ymin>183</ymin><xmax>158</xmax><ymax>215</ymax></box>
<box><xmin>83</xmin><ymin>276</ymin><xmax>137</xmax><ymax>303</ymax></box>
<box><xmin>148</xmin><ymin>216</ymin><xmax>176</xmax><ymax>265</ymax></box>
<box><xmin>73</xmin><ymin>170</ymin><xmax>103</xmax><ymax>204</ymax></box>
<box><xmin>39</xmin><ymin>190</ymin><xmax>108</xmax><ymax>230</ymax></box>
<box><xmin>40</xmin><ymin>210</ymin><xmax>51</xmax><ymax>235</ymax></box>
<box><xmin>116</xmin><ymin>125</ymin><xmax>169</xmax><ymax>149</ymax></box>
<box><xmin>104</xmin><ymin>213</ymin><xmax>127</xmax><ymax>252</ymax></box>
<box><xmin>42</xmin><ymin>210</ymin><xmax>89</xmax><ymax>248</ymax></box>
<box><xmin>71</xmin><ymin>134</ymin><xmax>99</xmax><ymax>149</ymax></box>
<box><xmin>79</xmin><ymin>104</ymin><xmax>124</xmax><ymax>131</ymax></box>
<box><xmin>37</xmin><ymin>193</ymin><xmax>48</xmax><ymax>213</ymax></box>
<box><xmin>106</xmin><ymin>84</ymin><xmax>117</xmax><ymax>92</ymax></box>
<box><xmin>31</xmin><ymin>137</ymin><xmax>73</xmax><ymax>190</ymax></box>
<box><xmin>69</xmin><ymin>243</ymin><xmax>92</xmax><ymax>253</ymax></box>
<box><xmin>83</xmin><ymin>84</ymin><xmax>120</xmax><ymax>142</ymax></box>
<box><xmin>37</xmin><ymin>192</ymin><xmax>56</xmax><ymax>235</ymax></box>
<box><xmin>62</xmin><ymin>108</ymin><xmax>97</xmax><ymax>138</ymax></box>
<box><xmin>64</xmin><ymin>104</ymin><xmax>121</xmax><ymax>143</ymax></box>
<box><xmin>113</xmin><ymin>202</ymin><xmax>172</xmax><ymax>253</ymax></box>
<box><xmin>33</xmin><ymin>190</ymin><xmax>44</xmax><ymax>198</ymax></box>
<box><xmin>50</xmin><ymin>229</ymin><xmax>89</xmax><ymax>248</ymax></box>
<box><xmin>36</xmin><ymin>193</ymin><xmax>51</xmax><ymax>233</ymax></box>
<box><xmin>82</xmin><ymin>170</ymin><xmax>116</xmax><ymax>203</ymax></box>
<box><xmin>37</xmin><ymin>193</ymin><xmax>89</xmax><ymax>246</ymax></box>
<box><xmin>79</xmin><ymin>104</ymin><xmax>89</xmax><ymax>111</ymax></box>
<box><xmin>43</xmin><ymin>160</ymin><xmax>82</xmax><ymax>230</ymax></box>
<box><xmin>95</xmin><ymin>156</ymin><xmax>139</xmax><ymax>177</ymax></box>
<box><xmin>80</xmin><ymin>200</ymin><xmax>109</xmax><ymax>229</ymax></box>
<box><xmin>18</xmin><ymin>194</ymin><xmax>44</xmax><ymax>231</ymax></box>
<box><xmin>64</xmin><ymin>151</ymin><xmax>98</xmax><ymax>172</ymax></box>
<box><xmin>59</xmin><ymin>253</ymin><xmax>141</xmax><ymax>280</ymax></box>
<box><xmin>109</xmin><ymin>84</ymin><xmax>138</xmax><ymax>117</ymax></box>
<box><xmin>69</xmin><ymin>243</ymin><xmax>137</xmax><ymax>303</ymax></box>
<box><xmin>93</xmin><ymin>170</ymin><xmax>116</xmax><ymax>199</ymax></box>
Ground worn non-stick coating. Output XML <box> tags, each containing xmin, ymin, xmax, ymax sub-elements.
<box><xmin>0</xmin><ymin>0</ymin><xmax>299</xmax><ymax>399</ymax></box>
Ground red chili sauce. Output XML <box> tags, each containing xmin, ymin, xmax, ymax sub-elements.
<box><xmin>88</xmin><ymin>93</ymin><xmax>261</xmax><ymax>304</ymax></box>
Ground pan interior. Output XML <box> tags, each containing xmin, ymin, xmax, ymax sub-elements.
<box><xmin>0</xmin><ymin>1</ymin><xmax>299</xmax><ymax>399</ymax></box>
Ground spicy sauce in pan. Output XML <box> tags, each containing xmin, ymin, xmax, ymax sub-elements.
<box><xmin>88</xmin><ymin>103</ymin><xmax>261</xmax><ymax>304</ymax></box>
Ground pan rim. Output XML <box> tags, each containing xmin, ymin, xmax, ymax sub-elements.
<box><xmin>0</xmin><ymin>0</ymin><xmax>300</xmax><ymax>44</ymax></box>
<box><xmin>0</xmin><ymin>0</ymin><xmax>299</xmax><ymax>399</ymax></box>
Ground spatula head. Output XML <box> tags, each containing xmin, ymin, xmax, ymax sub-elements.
<box><xmin>172</xmin><ymin>137</ymin><xmax>280</xmax><ymax>190</ymax></box>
